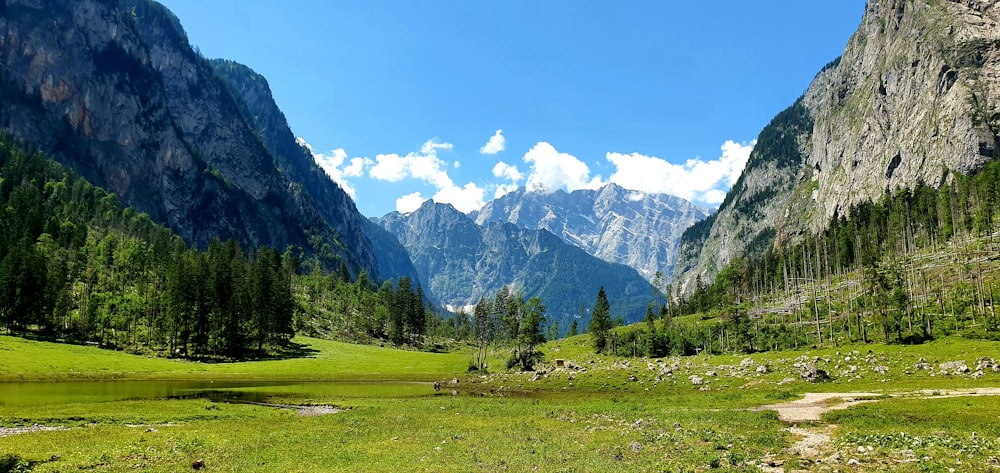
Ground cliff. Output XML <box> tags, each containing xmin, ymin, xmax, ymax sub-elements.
<box><xmin>0</xmin><ymin>0</ymin><xmax>378</xmax><ymax>275</ymax></box>
<box><xmin>675</xmin><ymin>0</ymin><xmax>999</xmax><ymax>291</ymax></box>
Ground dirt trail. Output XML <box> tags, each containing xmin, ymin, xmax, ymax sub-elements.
<box><xmin>761</xmin><ymin>387</ymin><xmax>1000</xmax><ymax>423</ymax></box>
<box><xmin>754</xmin><ymin>387</ymin><xmax>1000</xmax><ymax>470</ymax></box>
<box><xmin>0</xmin><ymin>425</ymin><xmax>68</xmax><ymax>437</ymax></box>
<box><xmin>760</xmin><ymin>392</ymin><xmax>879</xmax><ymax>423</ymax></box>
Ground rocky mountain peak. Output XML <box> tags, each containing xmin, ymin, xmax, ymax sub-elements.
<box><xmin>674</xmin><ymin>0</ymin><xmax>999</xmax><ymax>292</ymax></box>
<box><xmin>0</xmin><ymin>0</ymin><xmax>379</xmax><ymax>276</ymax></box>
<box><xmin>475</xmin><ymin>183</ymin><xmax>710</xmax><ymax>282</ymax></box>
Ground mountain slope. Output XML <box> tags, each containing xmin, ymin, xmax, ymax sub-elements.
<box><xmin>379</xmin><ymin>201</ymin><xmax>654</xmax><ymax>332</ymax></box>
<box><xmin>0</xmin><ymin>0</ymin><xmax>377</xmax><ymax>276</ymax></box>
<box><xmin>675</xmin><ymin>0</ymin><xmax>999</xmax><ymax>291</ymax></box>
<box><xmin>473</xmin><ymin>183</ymin><xmax>710</xmax><ymax>283</ymax></box>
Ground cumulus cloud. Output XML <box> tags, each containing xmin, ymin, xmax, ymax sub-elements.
<box><xmin>479</xmin><ymin>129</ymin><xmax>506</xmax><ymax>155</ymax></box>
<box><xmin>523</xmin><ymin>142</ymin><xmax>604</xmax><ymax>194</ymax></box>
<box><xmin>396</xmin><ymin>192</ymin><xmax>427</xmax><ymax>214</ymax></box>
<box><xmin>368</xmin><ymin>138</ymin><xmax>485</xmax><ymax>213</ymax></box>
<box><xmin>492</xmin><ymin>161</ymin><xmax>523</xmax><ymax>182</ymax></box>
<box><xmin>299</xmin><ymin>137</ymin><xmax>364</xmax><ymax>198</ymax></box>
<box><xmin>494</xmin><ymin>183</ymin><xmax>520</xmax><ymax>199</ymax></box>
<box><xmin>604</xmin><ymin>140</ymin><xmax>754</xmax><ymax>205</ymax></box>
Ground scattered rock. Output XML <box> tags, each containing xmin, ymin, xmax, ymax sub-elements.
<box><xmin>690</xmin><ymin>376</ymin><xmax>705</xmax><ymax>386</ymax></box>
<box><xmin>756</xmin><ymin>364</ymin><xmax>769</xmax><ymax>374</ymax></box>
<box><xmin>706</xmin><ymin>370</ymin><xmax>718</xmax><ymax>377</ymax></box>
<box><xmin>938</xmin><ymin>361</ymin><xmax>969</xmax><ymax>375</ymax></box>
<box><xmin>629</xmin><ymin>441</ymin><xmax>642</xmax><ymax>452</ymax></box>
<box><xmin>740</xmin><ymin>357</ymin><xmax>756</xmax><ymax>368</ymax></box>
<box><xmin>847</xmin><ymin>458</ymin><xmax>860</xmax><ymax>467</ymax></box>
<box><xmin>192</xmin><ymin>459</ymin><xmax>205</xmax><ymax>470</ymax></box>
<box><xmin>800</xmin><ymin>364</ymin><xmax>831</xmax><ymax>383</ymax></box>
<box><xmin>873</xmin><ymin>365</ymin><xmax>889</xmax><ymax>374</ymax></box>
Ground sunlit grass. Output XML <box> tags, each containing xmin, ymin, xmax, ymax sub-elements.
<box><xmin>2</xmin><ymin>334</ymin><xmax>1000</xmax><ymax>471</ymax></box>
<box><xmin>0</xmin><ymin>335</ymin><xmax>467</xmax><ymax>381</ymax></box>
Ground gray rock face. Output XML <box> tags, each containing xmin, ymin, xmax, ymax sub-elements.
<box><xmin>473</xmin><ymin>183</ymin><xmax>710</xmax><ymax>283</ymax></box>
<box><xmin>210</xmin><ymin>59</ymin><xmax>382</xmax><ymax>279</ymax></box>
<box><xmin>0</xmin><ymin>0</ymin><xmax>378</xmax><ymax>275</ymax></box>
<box><xmin>809</xmin><ymin>0</ymin><xmax>1000</xmax><ymax>223</ymax></box>
<box><xmin>675</xmin><ymin>0</ymin><xmax>1000</xmax><ymax>290</ymax></box>
<box><xmin>378</xmin><ymin>201</ymin><xmax>655</xmax><ymax>332</ymax></box>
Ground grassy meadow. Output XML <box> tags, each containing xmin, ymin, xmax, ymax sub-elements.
<box><xmin>1</xmin><ymin>334</ymin><xmax>999</xmax><ymax>472</ymax></box>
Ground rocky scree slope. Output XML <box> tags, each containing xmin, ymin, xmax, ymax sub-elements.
<box><xmin>0</xmin><ymin>0</ymin><xmax>378</xmax><ymax>276</ymax></box>
<box><xmin>379</xmin><ymin>200</ymin><xmax>655</xmax><ymax>332</ymax></box>
<box><xmin>675</xmin><ymin>0</ymin><xmax>1000</xmax><ymax>291</ymax></box>
<box><xmin>473</xmin><ymin>183</ymin><xmax>710</xmax><ymax>284</ymax></box>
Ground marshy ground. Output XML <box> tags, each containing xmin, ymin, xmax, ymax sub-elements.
<box><xmin>1</xmin><ymin>334</ymin><xmax>998</xmax><ymax>472</ymax></box>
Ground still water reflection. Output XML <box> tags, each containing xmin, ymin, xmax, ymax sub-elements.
<box><xmin>0</xmin><ymin>380</ymin><xmax>434</xmax><ymax>406</ymax></box>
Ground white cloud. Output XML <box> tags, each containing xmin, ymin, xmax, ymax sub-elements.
<box><xmin>433</xmin><ymin>183</ymin><xmax>486</xmax><ymax>213</ymax></box>
<box><xmin>494</xmin><ymin>183</ymin><xmax>520</xmax><ymax>199</ymax></box>
<box><xmin>604</xmin><ymin>140</ymin><xmax>754</xmax><ymax>206</ymax></box>
<box><xmin>492</xmin><ymin>161</ymin><xmax>523</xmax><ymax>182</ymax></box>
<box><xmin>396</xmin><ymin>192</ymin><xmax>427</xmax><ymax>214</ymax></box>
<box><xmin>523</xmin><ymin>142</ymin><xmax>604</xmax><ymax>194</ymax></box>
<box><xmin>421</xmin><ymin>138</ymin><xmax>453</xmax><ymax>155</ymax></box>
<box><xmin>701</xmin><ymin>190</ymin><xmax>728</xmax><ymax>205</ymax></box>
<box><xmin>369</xmin><ymin>138</ymin><xmax>486</xmax><ymax>214</ymax></box>
<box><xmin>299</xmin><ymin>137</ymin><xmax>361</xmax><ymax>199</ymax></box>
<box><xmin>343</xmin><ymin>157</ymin><xmax>367</xmax><ymax>178</ymax></box>
<box><xmin>479</xmin><ymin>129</ymin><xmax>506</xmax><ymax>155</ymax></box>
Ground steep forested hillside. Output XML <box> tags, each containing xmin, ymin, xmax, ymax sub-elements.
<box><xmin>675</xmin><ymin>0</ymin><xmax>999</xmax><ymax>291</ymax></box>
<box><xmin>0</xmin><ymin>137</ymin><xmax>444</xmax><ymax>357</ymax></box>
<box><xmin>0</xmin><ymin>0</ymin><xmax>379</xmax><ymax>277</ymax></box>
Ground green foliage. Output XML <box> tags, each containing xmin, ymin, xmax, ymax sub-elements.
<box><xmin>588</xmin><ymin>287</ymin><xmax>613</xmax><ymax>352</ymax></box>
<box><xmin>670</xmin><ymin>157</ymin><xmax>1000</xmax><ymax>355</ymax></box>
<box><xmin>0</xmin><ymin>135</ymin><xmax>447</xmax><ymax>359</ymax></box>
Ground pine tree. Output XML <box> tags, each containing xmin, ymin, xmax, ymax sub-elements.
<box><xmin>588</xmin><ymin>286</ymin><xmax>612</xmax><ymax>352</ymax></box>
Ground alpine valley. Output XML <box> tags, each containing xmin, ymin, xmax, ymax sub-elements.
<box><xmin>3</xmin><ymin>1</ymin><xmax>1000</xmax><ymax>471</ymax></box>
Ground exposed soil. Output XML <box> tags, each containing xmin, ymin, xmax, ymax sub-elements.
<box><xmin>0</xmin><ymin>425</ymin><xmax>68</xmax><ymax>437</ymax></box>
<box><xmin>760</xmin><ymin>392</ymin><xmax>880</xmax><ymax>423</ymax></box>
<box><xmin>237</xmin><ymin>401</ymin><xmax>344</xmax><ymax>416</ymax></box>
<box><xmin>761</xmin><ymin>387</ymin><xmax>1000</xmax><ymax>423</ymax></box>
<box><xmin>754</xmin><ymin>387</ymin><xmax>1000</xmax><ymax>470</ymax></box>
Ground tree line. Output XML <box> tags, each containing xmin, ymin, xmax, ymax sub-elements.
<box><xmin>657</xmin><ymin>158</ymin><xmax>1000</xmax><ymax>356</ymax></box>
<box><xmin>467</xmin><ymin>286</ymin><xmax>548</xmax><ymax>371</ymax></box>
<box><xmin>0</xmin><ymin>136</ymin><xmax>439</xmax><ymax>358</ymax></box>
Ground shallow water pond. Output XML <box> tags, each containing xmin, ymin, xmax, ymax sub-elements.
<box><xmin>0</xmin><ymin>380</ymin><xmax>434</xmax><ymax>407</ymax></box>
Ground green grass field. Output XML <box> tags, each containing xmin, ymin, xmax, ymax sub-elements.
<box><xmin>0</xmin><ymin>336</ymin><xmax>468</xmax><ymax>382</ymax></box>
<box><xmin>1</xmin><ymin>334</ymin><xmax>999</xmax><ymax>472</ymax></box>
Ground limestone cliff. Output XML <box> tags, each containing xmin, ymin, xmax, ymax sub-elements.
<box><xmin>473</xmin><ymin>183</ymin><xmax>710</xmax><ymax>283</ymax></box>
<box><xmin>379</xmin><ymin>201</ymin><xmax>655</xmax><ymax>332</ymax></box>
<box><xmin>0</xmin><ymin>0</ymin><xmax>379</xmax><ymax>276</ymax></box>
<box><xmin>675</xmin><ymin>0</ymin><xmax>999</xmax><ymax>291</ymax></box>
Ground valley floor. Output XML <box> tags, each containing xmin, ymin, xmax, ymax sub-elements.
<box><xmin>1</xmin><ymin>335</ymin><xmax>999</xmax><ymax>472</ymax></box>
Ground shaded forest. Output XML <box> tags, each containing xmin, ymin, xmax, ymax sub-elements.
<box><xmin>0</xmin><ymin>136</ymin><xmax>449</xmax><ymax>359</ymax></box>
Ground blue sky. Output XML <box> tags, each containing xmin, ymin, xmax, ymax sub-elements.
<box><xmin>158</xmin><ymin>1</ymin><xmax>866</xmax><ymax>217</ymax></box>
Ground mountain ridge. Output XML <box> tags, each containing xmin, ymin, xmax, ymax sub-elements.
<box><xmin>0</xmin><ymin>0</ymin><xmax>380</xmax><ymax>277</ymax></box>
<box><xmin>674</xmin><ymin>0</ymin><xmax>999</xmax><ymax>291</ymax></box>
<box><xmin>378</xmin><ymin>200</ymin><xmax>655</xmax><ymax>332</ymax></box>
<box><xmin>473</xmin><ymin>183</ymin><xmax>710</xmax><ymax>283</ymax></box>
